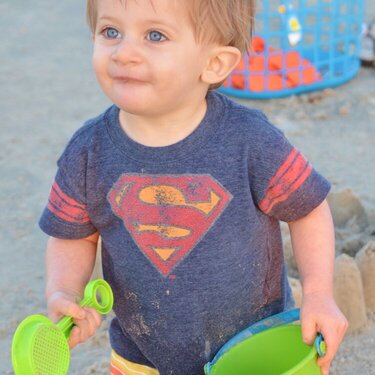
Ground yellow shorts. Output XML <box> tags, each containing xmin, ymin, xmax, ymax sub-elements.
<box><xmin>110</xmin><ymin>350</ymin><xmax>159</xmax><ymax>375</ymax></box>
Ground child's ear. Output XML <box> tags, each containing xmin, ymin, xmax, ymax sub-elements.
<box><xmin>201</xmin><ymin>46</ymin><xmax>242</xmax><ymax>85</ymax></box>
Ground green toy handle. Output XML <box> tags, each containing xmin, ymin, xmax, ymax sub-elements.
<box><xmin>56</xmin><ymin>279</ymin><xmax>114</xmax><ymax>339</ymax></box>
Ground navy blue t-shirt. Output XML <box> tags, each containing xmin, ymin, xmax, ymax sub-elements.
<box><xmin>39</xmin><ymin>91</ymin><xmax>330</xmax><ymax>374</ymax></box>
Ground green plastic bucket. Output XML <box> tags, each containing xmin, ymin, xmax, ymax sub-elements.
<box><xmin>204</xmin><ymin>309</ymin><xmax>325</xmax><ymax>375</ymax></box>
<box><xmin>207</xmin><ymin>324</ymin><xmax>320</xmax><ymax>375</ymax></box>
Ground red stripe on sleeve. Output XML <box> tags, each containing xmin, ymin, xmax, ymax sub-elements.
<box><xmin>267</xmin><ymin>148</ymin><xmax>299</xmax><ymax>188</ymax></box>
<box><xmin>47</xmin><ymin>181</ymin><xmax>90</xmax><ymax>224</ymax></box>
<box><xmin>53</xmin><ymin>182</ymin><xmax>86</xmax><ymax>209</ymax></box>
<box><xmin>259</xmin><ymin>149</ymin><xmax>312</xmax><ymax>214</ymax></box>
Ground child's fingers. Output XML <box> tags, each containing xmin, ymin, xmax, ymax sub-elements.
<box><xmin>78</xmin><ymin>308</ymin><xmax>102</xmax><ymax>338</ymax></box>
<box><xmin>68</xmin><ymin>326</ymin><xmax>82</xmax><ymax>349</ymax></box>
<box><xmin>318</xmin><ymin>362</ymin><xmax>330</xmax><ymax>375</ymax></box>
<box><xmin>67</xmin><ymin>308</ymin><xmax>102</xmax><ymax>348</ymax></box>
<box><xmin>68</xmin><ymin>318</ymin><xmax>94</xmax><ymax>348</ymax></box>
<box><xmin>317</xmin><ymin>322</ymin><xmax>348</xmax><ymax>370</ymax></box>
<box><xmin>83</xmin><ymin>307</ymin><xmax>102</xmax><ymax>329</ymax></box>
<box><xmin>316</xmin><ymin>333</ymin><xmax>336</xmax><ymax>375</ymax></box>
<box><xmin>49</xmin><ymin>297</ymin><xmax>86</xmax><ymax>323</ymax></box>
<box><xmin>316</xmin><ymin>335</ymin><xmax>335</xmax><ymax>375</ymax></box>
<box><xmin>300</xmin><ymin>316</ymin><xmax>316</xmax><ymax>345</ymax></box>
<box><xmin>48</xmin><ymin>294</ymin><xmax>103</xmax><ymax>349</ymax></box>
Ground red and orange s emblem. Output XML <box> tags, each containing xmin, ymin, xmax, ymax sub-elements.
<box><xmin>107</xmin><ymin>174</ymin><xmax>232</xmax><ymax>276</ymax></box>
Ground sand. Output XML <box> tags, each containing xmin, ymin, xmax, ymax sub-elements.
<box><xmin>0</xmin><ymin>1</ymin><xmax>374</xmax><ymax>374</ymax></box>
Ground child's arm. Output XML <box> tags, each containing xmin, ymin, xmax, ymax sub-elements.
<box><xmin>45</xmin><ymin>233</ymin><xmax>102</xmax><ymax>349</ymax></box>
<box><xmin>288</xmin><ymin>199</ymin><xmax>348</xmax><ymax>375</ymax></box>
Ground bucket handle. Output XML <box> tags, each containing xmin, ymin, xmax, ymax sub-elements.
<box><xmin>204</xmin><ymin>308</ymin><xmax>325</xmax><ymax>374</ymax></box>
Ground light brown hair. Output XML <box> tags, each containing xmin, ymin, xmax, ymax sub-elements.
<box><xmin>86</xmin><ymin>0</ymin><xmax>255</xmax><ymax>53</ymax></box>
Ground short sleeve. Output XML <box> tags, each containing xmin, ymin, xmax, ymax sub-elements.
<box><xmin>39</xmin><ymin>130</ymin><xmax>97</xmax><ymax>239</ymax></box>
<box><xmin>249</xmin><ymin>117</ymin><xmax>330</xmax><ymax>222</ymax></box>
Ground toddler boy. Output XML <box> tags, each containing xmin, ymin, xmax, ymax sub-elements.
<box><xmin>40</xmin><ymin>1</ymin><xmax>348</xmax><ymax>374</ymax></box>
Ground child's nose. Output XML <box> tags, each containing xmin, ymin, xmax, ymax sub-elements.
<box><xmin>111</xmin><ymin>37</ymin><xmax>142</xmax><ymax>65</ymax></box>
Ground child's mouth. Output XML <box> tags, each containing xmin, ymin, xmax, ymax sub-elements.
<box><xmin>113</xmin><ymin>75</ymin><xmax>146</xmax><ymax>84</ymax></box>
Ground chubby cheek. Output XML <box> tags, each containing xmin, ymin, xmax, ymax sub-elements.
<box><xmin>92</xmin><ymin>53</ymin><xmax>109</xmax><ymax>88</ymax></box>
<box><xmin>154</xmin><ymin>62</ymin><xmax>189</xmax><ymax>89</ymax></box>
<box><xmin>164</xmin><ymin>54</ymin><xmax>203</xmax><ymax>90</ymax></box>
<box><xmin>92</xmin><ymin>50</ymin><xmax>102</xmax><ymax>76</ymax></box>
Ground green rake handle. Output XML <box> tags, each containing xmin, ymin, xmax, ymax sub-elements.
<box><xmin>57</xmin><ymin>279</ymin><xmax>113</xmax><ymax>339</ymax></box>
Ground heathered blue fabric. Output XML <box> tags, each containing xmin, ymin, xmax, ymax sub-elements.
<box><xmin>39</xmin><ymin>91</ymin><xmax>330</xmax><ymax>375</ymax></box>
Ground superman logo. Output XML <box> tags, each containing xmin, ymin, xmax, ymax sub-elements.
<box><xmin>107</xmin><ymin>174</ymin><xmax>232</xmax><ymax>276</ymax></box>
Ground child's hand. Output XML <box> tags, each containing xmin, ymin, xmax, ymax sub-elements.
<box><xmin>300</xmin><ymin>292</ymin><xmax>348</xmax><ymax>375</ymax></box>
<box><xmin>47</xmin><ymin>290</ymin><xmax>102</xmax><ymax>349</ymax></box>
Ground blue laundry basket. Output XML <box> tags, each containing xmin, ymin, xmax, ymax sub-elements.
<box><xmin>220</xmin><ymin>0</ymin><xmax>365</xmax><ymax>99</ymax></box>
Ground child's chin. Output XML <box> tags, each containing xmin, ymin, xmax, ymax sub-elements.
<box><xmin>113</xmin><ymin>95</ymin><xmax>147</xmax><ymax>113</ymax></box>
<box><xmin>116</xmin><ymin>100</ymin><xmax>151</xmax><ymax>116</ymax></box>
<box><xmin>110</xmin><ymin>86</ymin><xmax>150</xmax><ymax>111</ymax></box>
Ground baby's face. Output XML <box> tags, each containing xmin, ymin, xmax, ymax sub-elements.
<box><xmin>92</xmin><ymin>0</ymin><xmax>212</xmax><ymax>117</ymax></box>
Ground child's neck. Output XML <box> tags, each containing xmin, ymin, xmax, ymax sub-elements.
<box><xmin>118</xmin><ymin>98</ymin><xmax>208</xmax><ymax>147</ymax></box>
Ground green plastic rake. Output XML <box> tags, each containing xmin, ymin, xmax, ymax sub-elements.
<box><xmin>12</xmin><ymin>279</ymin><xmax>113</xmax><ymax>375</ymax></box>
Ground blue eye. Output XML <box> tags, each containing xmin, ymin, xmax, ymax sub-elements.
<box><xmin>147</xmin><ymin>30</ymin><xmax>166</xmax><ymax>42</ymax></box>
<box><xmin>104</xmin><ymin>27</ymin><xmax>120</xmax><ymax>39</ymax></box>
